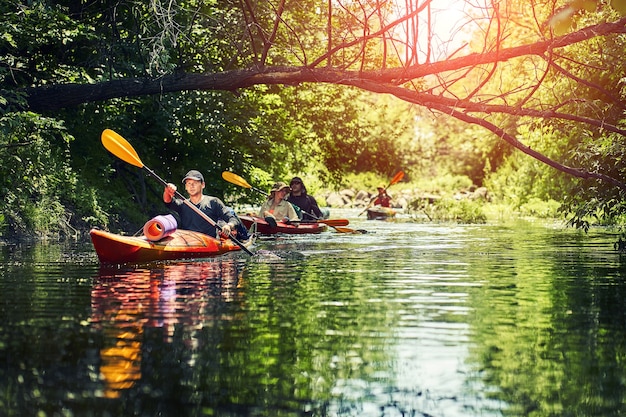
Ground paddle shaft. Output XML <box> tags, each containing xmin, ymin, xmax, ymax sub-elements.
<box><xmin>300</xmin><ymin>211</ymin><xmax>347</xmax><ymax>226</ymax></box>
<box><xmin>358</xmin><ymin>194</ymin><xmax>387</xmax><ymax>216</ymax></box>
<box><xmin>147</xmin><ymin>167</ymin><xmax>254</xmax><ymax>256</ymax></box>
<box><xmin>253</xmin><ymin>186</ymin><xmax>269</xmax><ymax>196</ymax></box>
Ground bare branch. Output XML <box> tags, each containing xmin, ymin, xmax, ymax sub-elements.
<box><xmin>376</xmin><ymin>17</ymin><xmax>626</xmax><ymax>83</ymax></box>
<box><xmin>260</xmin><ymin>0</ymin><xmax>286</xmax><ymax>66</ymax></box>
<box><xmin>310</xmin><ymin>0</ymin><xmax>429</xmax><ymax>68</ymax></box>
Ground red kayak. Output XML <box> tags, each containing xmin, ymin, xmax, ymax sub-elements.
<box><xmin>90</xmin><ymin>228</ymin><xmax>255</xmax><ymax>264</ymax></box>
<box><xmin>239</xmin><ymin>215</ymin><xmax>327</xmax><ymax>235</ymax></box>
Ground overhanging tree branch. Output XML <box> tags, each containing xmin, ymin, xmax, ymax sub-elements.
<box><xmin>14</xmin><ymin>17</ymin><xmax>626</xmax><ymax>113</ymax></box>
<box><xmin>435</xmin><ymin>105</ymin><xmax>626</xmax><ymax>192</ymax></box>
<box><xmin>341</xmin><ymin>78</ymin><xmax>626</xmax><ymax>191</ymax></box>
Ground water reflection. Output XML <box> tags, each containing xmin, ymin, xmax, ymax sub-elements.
<box><xmin>4</xmin><ymin>221</ymin><xmax>626</xmax><ymax>416</ymax></box>
<box><xmin>90</xmin><ymin>260</ymin><xmax>243</xmax><ymax>398</ymax></box>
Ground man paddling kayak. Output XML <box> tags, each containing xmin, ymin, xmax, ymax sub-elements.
<box><xmin>287</xmin><ymin>177</ymin><xmax>324</xmax><ymax>222</ymax></box>
<box><xmin>163</xmin><ymin>170</ymin><xmax>243</xmax><ymax>238</ymax></box>
<box><xmin>373</xmin><ymin>185</ymin><xmax>392</xmax><ymax>207</ymax></box>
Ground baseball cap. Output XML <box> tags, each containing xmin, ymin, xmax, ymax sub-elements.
<box><xmin>182</xmin><ymin>170</ymin><xmax>204</xmax><ymax>183</ymax></box>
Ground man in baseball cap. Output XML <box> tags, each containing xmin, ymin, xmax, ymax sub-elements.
<box><xmin>162</xmin><ymin>169</ymin><xmax>242</xmax><ymax>238</ymax></box>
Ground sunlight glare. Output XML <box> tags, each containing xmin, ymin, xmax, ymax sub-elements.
<box><xmin>392</xmin><ymin>0</ymin><xmax>486</xmax><ymax>63</ymax></box>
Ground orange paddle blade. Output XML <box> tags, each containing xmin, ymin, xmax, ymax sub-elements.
<box><xmin>331</xmin><ymin>226</ymin><xmax>356</xmax><ymax>233</ymax></box>
<box><xmin>389</xmin><ymin>170</ymin><xmax>405</xmax><ymax>186</ymax></box>
<box><xmin>101</xmin><ymin>129</ymin><xmax>144</xmax><ymax>168</ymax></box>
<box><xmin>319</xmin><ymin>219</ymin><xmax>349</xmax><ymax>227</ymax></box>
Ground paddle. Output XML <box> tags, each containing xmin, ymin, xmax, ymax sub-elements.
<box><xmin>221</xmin><ymin>171</ymin><xmax>269</xmax><ymax>197</ymax></box>
<box><xmin>222</xmin><ymin>171</ymin><xmax>356</xmax><ymax>233</ymax></box>
<box><xmin>358</xmin><ymin>170</ymin><xmax>405</xmax><ymax>216</ymax></box>
<box><xmin>101</xmin><ymin>129</ymin><xmax>253</xmax><ymax>256</ymax></box>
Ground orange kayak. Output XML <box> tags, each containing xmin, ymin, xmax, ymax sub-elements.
<box><xmin>90</xmin><ymin>228</ymin><xmax>254</xmax><ymax>264</ymax></box>
<box><xmin>239</xmin><ymin>215</ymin><xmax>327</xmax><ymax>235</ymax></box>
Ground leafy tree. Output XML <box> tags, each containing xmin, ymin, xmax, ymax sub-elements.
<box><xmin>2</xmin><ymin>0</ymin><xmax>626</xmax><ymax>236</ymax></box>
<box><xmin>0</xmin><ymin>111</ymin><xmax>107</xmax><ymax>238</ymax></box>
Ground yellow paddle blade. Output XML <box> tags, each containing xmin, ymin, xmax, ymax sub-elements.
<box><xmin>101</xmin><ymin>129</ymin><xmax>144</xmax><ymax>168</ymax></box>
<box><xmin>222</xmin><ymin>171</ymin><xmax>252</xmax><ymax>189</ymax></box>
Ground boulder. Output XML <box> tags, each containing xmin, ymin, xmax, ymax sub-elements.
<box><xmin>394</xmin><ymin>197</ymin><xmax>408</xmax><ymax>209</ymax></box>
<box><xmin>326</xmin><ymin>192</ymin><xmax>348</xmax><ymax>207</ymax></box>
<box><xmin>470</xmin><ymin>186</ymin><xmax>490</xmax><ymax>201</ymax></box>
<box><xmin>340</xmin><ymin>189</ymin><xmax>356</xmax><ymax>199</ymax></box>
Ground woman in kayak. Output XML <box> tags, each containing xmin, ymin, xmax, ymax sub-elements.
<box><xmin>163</xmin><ymin>169</ymin><xmax>243</xmax><ymax>238</ymax></box>
<box><xmin>259</xmin><ymin>182</ymin><xmax>299</xmax><ymax>225</ymax></box>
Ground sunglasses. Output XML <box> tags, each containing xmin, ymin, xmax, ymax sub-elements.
<box><xmin>290</xmin><ymin>181</ymin><xmax>302</xmax><ymax>185</ymax></box>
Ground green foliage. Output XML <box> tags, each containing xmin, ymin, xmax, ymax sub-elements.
<box><xmin>418</xmin><ymin>174</ymin><xmax>474</xmax><ymax>196</ymax></box>
<box><xmin>416</xmin><ymin>197</ymin><xmax>487</xmax><ymax>224</ymax></box>
<box><xmin>485</xmin><ymin>125</ymin><xmax>575</xmax><ymax>208</ymax></box>
<box><xmin>519</xmin><ymin>198</ymin><xmax>562</xmax><ymax>219</ymax></box>
<box><xmin>0</xmin><ymin>111</ymin><xmax>107</xmax><ymax>238</ymax></box>
<box><xmin>545</xmin><ymin>0</ymin><xmax>598</xmax><ymax>35</ymax></box>
<box><xmin>0</xmin><ymin>0</ymin><xmax>475</xmax><ymax>236</ymax></box>
<box><xmin>1</xmin><ymin>0</ymin><xmax>100</xmax><ymax>85</ymax></box>
<box><xmin>545</xmin><ymin>0</ymin><xmax>626</xmax><ymax>36</ymax></box>
<box><xmin>0</xmin><ymin>0</ymin><xmax>625</xmax><ymax>240</ymax></box>
<box><xmin>411</xmin><ymin>111</ymin><xmax>507</xmax><ymax>186</ymax></box>
<box><xmin>284</xmin><ymin>86</ymin><xmax>413</xmax><ymax>183</ymax></box>
<box><xmin>479</xmin><ymin>0</ymin><xmax>626</xmax><ymax>227</ymax></box>
<box><xmin>553</xmin><ymin>81</ymin><xmax>626</xmax><ymax>230</ymax></box>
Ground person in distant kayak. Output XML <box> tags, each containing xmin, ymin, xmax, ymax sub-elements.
<box><xmin>373</xmin><ymin>185</ymin><xmax>392</xmax><ymax>207</ymax></box>
<box><xmin>286</xmin><ymin>176</ymin><xmax>324</xmax><ymax>222</ymax></box>
<box><xmin>163</xmin><ymin>170</ymin><xmax>243</xmax><ymax>238</ymax></box>
<box><xmin>259</xmin><ymin>182</ymin><xmax>299</xmax><ymax>224</ymax></box>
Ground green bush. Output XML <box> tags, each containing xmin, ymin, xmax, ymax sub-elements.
<box><xmin>0</xmin><ymin>112</ymin><xmax>109</xmax><ymax>239</ymax></box>
<box><xmin>420</xmin><ymin>197</ymin><xmax>487</xmax><ymax>224</ymax></box>
<box><xmin>519</xmin><ymin>198</ymin><xmax>561</xmax><ymax>218</ymax></box>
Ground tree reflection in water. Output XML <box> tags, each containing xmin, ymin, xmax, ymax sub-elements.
<box><xmin>90</xmin><ymin>259</ymin><xmax>243</xmax><ymax>398</ymax></box>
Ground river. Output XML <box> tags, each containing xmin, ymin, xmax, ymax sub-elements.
<box><xmin>1</xmin><ymin>211</ymin><xmax>625</xmax><ymax>416</ymax></box>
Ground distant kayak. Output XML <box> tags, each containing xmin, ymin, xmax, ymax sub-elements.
<box><xmin>366</xmin><ymin>206</ymin><xmax>396</xmax><ymax>220</ymax></box>
<box><xmin>239</xmin><ymin>215</ymin><xmax>327</xmax><ymax>235</ymax></box>
<box><xmin>90</xmin><ymin>228</ymin><xmax>255</xmax><ymax>264</ymax></box>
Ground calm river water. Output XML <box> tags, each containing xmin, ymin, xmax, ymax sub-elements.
<box><xmin>1</xmin><ymin>211</ymin><xmax>626</xmax><ymax>417</ymax></box>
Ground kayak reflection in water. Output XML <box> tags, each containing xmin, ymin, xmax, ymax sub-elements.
<box><xmin>90</xmin><ymin>260</ymin><xmax>243</xmax><ymax>398</ymax></box>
